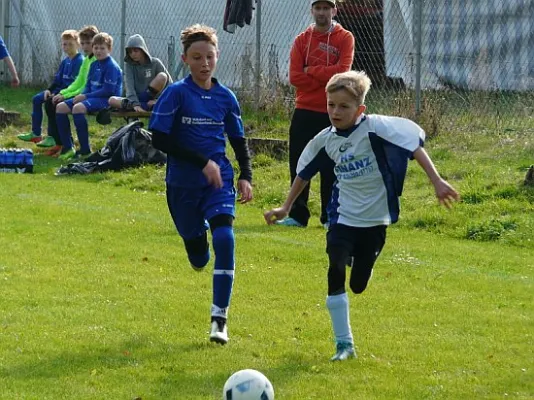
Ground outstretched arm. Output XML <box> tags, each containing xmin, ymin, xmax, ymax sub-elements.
<box><xmin>413</xmin><ymin>147</ymin><xmax>460</xmax><ymax>209</ymax></box>
<box><xmin>4</xmin><ymin>56</ymin><xmax>19</xmax><ymax>87</ymax></box>
<box><xmin>264</xmin><ymin>177</ymin><xmax>309</xmax><ymax>224</ymax></box>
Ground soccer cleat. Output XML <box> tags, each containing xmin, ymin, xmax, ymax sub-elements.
<box><xmin>58</xmin><ymin>148</ymin><xmax>76</xmax><ymax>161</ymax></box>
<box><xmin>209</xmin><ymin>317</ymin><xmax>229</xmax><ymax>345</ymax></box>
<box><xmin>330</xmin><ymin>342</ymin><xmax>356</xmax><ymax>361</ymax></box>
<box><xmin>274</xmin><ymin>217</ymin><xmax>305</xmax><ymax>227</ymax></box>
<box><xmin>36</xmin><ymin>136</ymin><xmax>56</xmax><ymax>148</ymax></box>
<box><xmin>45</xmin><ymin>145</ymin><xmax>63</xmax><ymax>157</ymax></box>
<box><xmin>18</xmin><ymin>132</ymin><xmax>42</xmax><ymax>143</ymax></box>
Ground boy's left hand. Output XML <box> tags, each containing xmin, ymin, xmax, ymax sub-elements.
<box><xmin>73</xmin><ymin>94</ymin><xmax>86</xmax><ymax>104</ymax></box>
<box><xmin>237</xmin><ymin>179</ymin><xmax>253</xmax><ymax>204</ymax></box>
<box><xmin>433</xmin><ymin>178</ymin><xmax>460</xmax><ymax>209</ymax></box>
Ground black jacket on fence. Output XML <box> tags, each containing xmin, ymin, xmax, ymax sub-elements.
<box><xmin>223</xmin><ymin>0</ymin><xmax>255</xmax><ymax>33</ymax></box>
<box><xmin>56</xmin><ymin>121</ymin><xmax>166</xmax><ymax>175</ymax></box>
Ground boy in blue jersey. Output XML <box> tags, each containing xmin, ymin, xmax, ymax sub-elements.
<box><xmin>56</xmin><ymin>32</ymin><xmax>122</xmax><ymax>160</ymax></box>
<box><xmin>265</xmin><ymin>71</ymin><xmax>459</xmax><ymax>361</ymax></box>
<box><xmin>18</xmin><ymin>30</ymin><xmax>83</xmax><ymax>144</ymax></box>
<box><xmin>149</xmin><ymin>24</ymin><xmax>253</xmax><ymax>345</ymax></box>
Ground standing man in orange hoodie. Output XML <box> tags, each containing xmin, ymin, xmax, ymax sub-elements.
<box><xmin>277</xmin><ymin>0</ymin><xmax>354</xmax><ymax>228</ymax></box>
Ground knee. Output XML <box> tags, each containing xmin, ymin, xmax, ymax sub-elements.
<box><xmin>56</xmin><ymin>103</ymin><xmax>69</xmax><ymax>114</ymax></box>
<box><xmin>152</xmin><ymin>72</ymin><xmax>168</xmax><ymax>90</ymax></box>
<box><xmin>349</xmin><ymin>280</ymin><xmax>368</xmax><ymax>294</ymax></box>
<box><xmin>72</xmin><ymin>104</ymin><xmax>86</xmax><ymax>114</ymax></box>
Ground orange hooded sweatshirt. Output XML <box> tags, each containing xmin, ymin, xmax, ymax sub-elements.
<box><xmin>289</xmin><ymin>22</ymin><xmax>355</xmax><ymax>113</ymax></box>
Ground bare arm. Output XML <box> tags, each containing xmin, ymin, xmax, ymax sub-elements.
<box><xmin>413</xmin><ymin>147</ymin><xmax>460</xmax><ymax>209</ymax></box>
<box><xmin>4</xmin><ymin>56</ymin><xmax>19</xmax><ymax>87</ymax></box>
<box><xmin>264</xmin><ymin>176</ymin><xmax>309</xmax><ymax>224</ymax></box>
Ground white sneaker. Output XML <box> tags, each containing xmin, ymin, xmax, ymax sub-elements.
<box><xmin>330</xmin><ymin>342</ymin><xmax>356</xmax><ymax>361</ymax></box>
<box><xmin>209</xmin><ymin>318</ymin><xmax>228</xmax><ymax>345</ymax></box>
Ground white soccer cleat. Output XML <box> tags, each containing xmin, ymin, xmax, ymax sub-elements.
<box><xmin>330</xmin><ymin>342</ymin><xmax>356</xmax><ymax>361</ymax></box>
<box><xmin>209</xmin><ymin>318</ymin><xmax>229</xmax><ymax>345</ymax></box>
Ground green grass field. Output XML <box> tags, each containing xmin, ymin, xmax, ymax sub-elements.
<box><xmin>0</xmin><ymin>86</ymin><xmax>533</xmax><ymax>399</ymax></box>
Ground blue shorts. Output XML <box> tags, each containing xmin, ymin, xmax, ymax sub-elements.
<box><xmin>63</xmin><ymin>97</ymin><xmax>109</xmax><ymax>113</ymax></box>
<box><xmin>166</xmin><ymin>181</ymin><xmax>236</xmax><ymax>240</ymax></box>
<box><xmin>138</xmin><ymin>91</ymin><xmax>152</xmax><ymax>111</ymax></box>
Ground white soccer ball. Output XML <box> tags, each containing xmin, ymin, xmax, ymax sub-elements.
<box><xmin>223</xmin><ymin>369</ymin><xmax>275</xmax><ymax>400</ymax></box>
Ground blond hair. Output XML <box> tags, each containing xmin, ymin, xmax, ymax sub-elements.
<box><xmin>180</xmin><ymin>24</ymin><xmax>218</xmax><ymax>54</ymax></box>
<box><xmin>326</xmin><ymin>71</ymin><xmax>372</xmax><ymax>105</ymax></box>
<box><xmin>61</xmin><ymin>29</ymin><xmax>79</xmax><ymax>43</ymax></box>
<box><xmin>92</xmin><ymin>32</ymin><xmax>113</xmax><ymax>49</ymax></box>
<box><xmin>78</xmin><ymin>25</ymin><xmax>99</xmax><ymax>41</ymax></box>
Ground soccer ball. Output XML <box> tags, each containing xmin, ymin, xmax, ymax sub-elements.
<box><xmin>223</xmin><ymin>369</ymin><xmax>275</xmax><ymax>400</ymax></box>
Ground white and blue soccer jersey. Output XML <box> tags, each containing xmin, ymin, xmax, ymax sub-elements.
<box><xmin>297</xmin><ymin>114</ymin><xmax>425</xmax><ymax>227</ymax></box>
<box><xmin>83</xmin><ymin>56</ymin><xmax>123</xmax><ymax>98</ymax></box>
<box><xmin>148</xmin><ymin>75</ymin><xmax>244</xmax><ymax>187</ymax></box>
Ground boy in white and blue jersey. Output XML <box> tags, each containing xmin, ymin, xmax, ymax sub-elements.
<box><xmin>265</xmin><ymin>70</ymin><xmax>459</xmax><ymax>361</ymax></box>
<box><xmin>56</xmin><ymin>32</ymin><xmax>122</xmax><ymax>160</ymax></box>
<box><xmin>149</xmin><ymin>25</ymin><xmax>253</xmax><ymax>345</ymax></box>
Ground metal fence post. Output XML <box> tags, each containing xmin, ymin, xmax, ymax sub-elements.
<box><xmin>414</xmin><ymin>0</ymin><xmax>423</xmax><ymax>119</ymax></box>
<box><xmin>120</xmin><ymin>0</ymin><xmax>126</xmax><ymax>72</ymax></box>
<box><xmin>254</xmin><ymin>0</ymin><xmax>262</xmax><ymax>111</ymax></box>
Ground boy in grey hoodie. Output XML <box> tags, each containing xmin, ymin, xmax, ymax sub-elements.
<box><xmin>109</xmin><ymin>34</ymin><xmax>171</xmax><ymax>112</ymax></box>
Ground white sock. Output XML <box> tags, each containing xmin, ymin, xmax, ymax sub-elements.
<box><xmin>211</xmin><ymin>304</ymin><xmax>228</xmax><ymax>320</ymax></box>
<box><xmin>326</xmin><ymin>293</ymin><xmax>353</xmax><ymax>344</ymax></box>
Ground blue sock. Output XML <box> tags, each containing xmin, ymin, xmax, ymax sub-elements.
<box><xmin>31</xmin><ymin>92</ymin><xmax>44</xmax><ymax>135</ymax></box>
<box><xmin>56</xmin><ymin>113</ymin><xmax>73</xmax><ymax>149</ymax></box>
<box><xmin>211</xmin><ymin>226</ymin><xmax>235</xmax><ymax>319</ymax></box>
<box><xmin>326</xmin><ymin>293</ymin><xmax>354</xmax><ymax>344</ymax></box>
<box><xmin>73</xmin><ymin>114</ymin><xmax>90</xmax><ymax>154</ymax></box>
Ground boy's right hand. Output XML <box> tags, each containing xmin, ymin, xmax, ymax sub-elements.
<box><xmin>264</xmin><ymin>207</ymin><xmax>289</xmax><ymax>225</ymax></box>
<box><xmin>52</xmin><ymin>94</ymin><xmax>64</xmax><ymax>104</ymax></box>
<box><xmin>202</xmin><ymin>160</ymin><xmax>223</xmax><ymax>189</ymax></box>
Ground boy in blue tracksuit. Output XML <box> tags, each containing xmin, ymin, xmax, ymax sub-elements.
<box><xmin>18</xmin><ymin>30</ymin><xmax>83</xmax><ymax>143</ymax></box>
<box><xmin>149</xmin><ymin>24</ymin><xmax>253</xmax><ymax>345</ymax></box>
<box><xmin>56</xmin><ymin>32</ymin><xmax>122</xmax><ymax>160</ymax></box>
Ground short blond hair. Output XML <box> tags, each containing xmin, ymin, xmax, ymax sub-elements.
<box><xmin>326</xmin><ymin>71</ymin><xmax>372</xmax><ymax>105</ymax></box>
<box><xmin>180</xmin><ymin>24</ymin><xmax>218</xmax><ymax>54</ymax></box>
<box><xmin>92</xmin><ymin>32</ymin><xmax>113</xmax><ymax>49</ymax></box>
<box><xmin>61</xmin><ymin>29</ymin><xmax>79</xmax><ymax>43</ymax></box>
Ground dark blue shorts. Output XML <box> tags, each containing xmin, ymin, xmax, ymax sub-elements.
<box><xmin>63</xmin><ymin>97</ymin><xmax>109</xmax><ymax>113</ymax></box>
<box><xmin>138</xmin><ymin>91</ymin><xmax>153</xmax><ymax>111</ymax></box>
<box><xmin>166</xmin><ymin>181</ymin><xmax>236</xmax><ymax>240</ymax></box>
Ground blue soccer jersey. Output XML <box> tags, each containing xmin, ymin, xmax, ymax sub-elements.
<box><xmin>149</xmin><ymin>75</ymin><xmax>245</xmax><ymax>188</ymax></box>
<box><xmin>297</xmin><ymin>114</ymin><xmax>425</xmax><ymax>227</ymax></box>
<box><xmin>83</xmin><ymin>56</ymin><xmax>122</xmax><ymax>98</ymax></box>
<box><xmin>0</xmin><ymin>35</ymin><xmax>9</xmax><ymax>60</ymax></box>
<box><xmin>50</xmin><ymin>53</ymin><xmax>84</xmax><ymax>92</ymax></box>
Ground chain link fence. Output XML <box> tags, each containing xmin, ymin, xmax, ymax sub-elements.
<box><xmin>1</xmin><ymin>0</ymin><xmax>533</xmax><ymax>133</ymax></box>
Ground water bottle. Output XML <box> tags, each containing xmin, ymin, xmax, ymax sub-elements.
<box><xmin>24</xmin><ymin>149</ymin><xmax>34</xmax><ymax>173</ymax></box>
<box><xmin>0</xmin><ymin>148</ymin><xmax>5</xmax><ymax>171</ymax></box>
<box><xmin>5</xmin><ymin>149</ymin><xmax>15</xmax><ymax>171</ymax></box>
